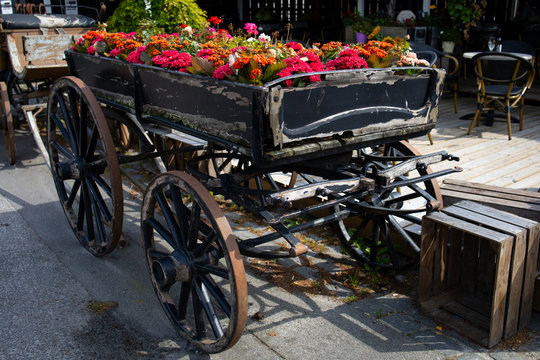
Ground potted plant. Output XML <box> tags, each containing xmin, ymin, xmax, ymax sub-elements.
<box><xmin>445</xmin><ymin>0</ymin><xmax>486</xmax><ymax>41</ymax></box>
<box><xmin>352</xmin><ymin>16</ymin><xmax>373</xmax><ymax>43</ymax></box>
<box><xmin>439</xmin><ymin>28</ymin><xmax>461</xmax><ymax>53</ymax></box>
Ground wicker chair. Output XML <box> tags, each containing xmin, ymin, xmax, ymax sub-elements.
<box><xmin>467</xmin><ymin>52</ymin><xmax>535</xmax><ymax>140</ymax></box>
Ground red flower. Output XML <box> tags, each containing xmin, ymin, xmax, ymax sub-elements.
<box><xmin>208</xmin><ymin>16</ymin><xmax>223</xmax><ymax>26</ymax></box>
<box><xmin>284</xmin><ymin>41</ymin><xmax>304</xmax><ymax>52</ymax></box>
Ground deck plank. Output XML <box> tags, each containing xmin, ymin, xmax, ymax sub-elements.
<box><xmin>411</xmin><ymin>97</ymin><xmax>540</xmax><ymax>192</ymax></box>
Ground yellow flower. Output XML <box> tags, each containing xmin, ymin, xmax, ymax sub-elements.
<box><xmin>368</xmin><ymin>26</ymin><xmax>380</xmax><ymax>40</ymax></box>
<box><xmin>429</xmin><ymin>4</ymin><xmax>436</xmax><ymax>9</ymax></box>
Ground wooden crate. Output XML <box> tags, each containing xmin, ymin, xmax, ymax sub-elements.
<box><xmin>534</xmin><ymin>272</ymin><xmax>540</xmax><ymax>312</ymax></box>
<box><xmin>440</xmin><ymin>179</ymin><xmax>540</xmax><ymax>222</ymax></box>
<box><xmin>419</xmin><ymin>201</ymin><xmax>540</xmax><ymax>348</ymax></box>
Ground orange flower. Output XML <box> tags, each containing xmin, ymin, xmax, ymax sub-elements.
<box><xmin>250</xmin><ymin>68</ymin><xmax>262</xmax><ymax>79</ymax></box>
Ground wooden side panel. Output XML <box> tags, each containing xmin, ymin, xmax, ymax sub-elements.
<box><xmin>23</xmin><ymin>35</ymin><xmax>74</xmax><ymax>64</ymax></box>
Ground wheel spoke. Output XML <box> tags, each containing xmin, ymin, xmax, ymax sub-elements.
<box><xmin>144</xmin><ymin>217</ymin><xmax>175</xmax><ymax>248</ymax></box>
<box><xmin>199</xmin><ymin>274</ymin><xmax>231</xmax><ymax>317</ymax></box>
<box><xmin>169</xmin><ymin>186</ymin><xmax>188</xmax><ymax>246</ymax></box>
<box><xmin>194</xmin><ymin>263</ymin><xmax>229</xmax><ymax>279</ymax></box>
<box><xmin>51</xmin><ymin>112</ymin><xmax>77</xmax><ymax>152</ymax></box>
<box><xmin>192</xmin><ymin>283</ymin><xmax>206</xmax><ymax>339</ymax></box>
<box><xmin>88</xmin><ymin>173</ymin><xmax>112</xmax><ymax>199</ymax></box>
<box><xmin>155</xmin><ymin>191</ymin><xmax>182</xmax><ymax>248</ymax></box>
<box><xmin>82</xmin><ymin>181</ymin><xmax>95</xmax><ymax>244</ymax></box>
<box><xmin>78</xmin><ymin>100</ymin><xmax>89</xmax><ymax>159</ymax></box>
<box><xmin>51</xmin><ymin>141</ymin><xmax>75</xmax><ymax>160</ymax></box>
<box><xmin>177</xmin><ymin>281</ymin><xmax>192</xmax><ymax>320</ymax></box>
<box><xmin>187</xmin><ymin>202</ymin><xmax>201</xmax><ymax>249</ymax></box>
<box><xmin>86</xmin><ymin>177</ymin><xmax>112</xmax><ymax>223</ymax></box>
<box><xmin>85</xmin><ymin>126</ymin><xmax>99</xmax><ymax>161</ymax></box>
<box><xmin>194</xmin><ymin>276</ymin><xmax>224</xmax><ymax>339</ymax></box>
<box><xmin>88</xmin><ymin>179</ymin><xmax>108</xmax><ymax>248</ymax></box>
<box><xmin>55</xmin><ymin>93</ymin><xmax>79</xmax><ymax>155</ymax></box>
<box><xmin>66</xmin><ymin>179</ymin><xmax>82</xmax><ymax>207</ymax></box>
<box><xmin>76</xmin><ymin>189</ymin><xmax>85</xmax><ymax>232</ymax></box>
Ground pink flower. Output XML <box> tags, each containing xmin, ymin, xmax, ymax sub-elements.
<box><xmin>325</xmin><ymin>49</ymin><xmax>368</xmax><ymax>70</ymax></box>
<box><xmin>152</xmin><ymin>50</ymin><xmax>192</xmax><ymax>72</ymax></box>
<box><xmin>244</xmin><ymin>23</ymin><xmax>258</xmax><ymax>36</ymax></box>
<box><xmin>212</xmin><ymin>64</ymin><xmax>234</xmax><ymax>80</ymax></box>
<box><xmin>277</xmin><ymin>56</ymin><xmax>323</xmax><ymax>87</ymax></box>
<box><xmin>87</xmin><ymin>46</ymin><xmax>95</xmax><ymax>55</ymax></box>
<box><xmin>109</xmin><ymin>48</ymin><xmax>122</xmax><ymax>57</ymax></box>
<box><xmin>126</xmin><ymin>46</ymin><xmax>146</xmax><ymax>64</ymax></box>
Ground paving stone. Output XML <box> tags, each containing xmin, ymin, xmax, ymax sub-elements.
<box><xmin>355</xmin><ymin>298</ymin><xmax>396</xmax><ymax>319</ymax></box>
<box><xmin>489</xmin><ymin>352</ymin><xmax>532</xmax><ymax>360</ymax></box>
<box><xmin>308</xmin><ymin>257</ymin><xmax>344</xmax><ymax>274</ymax></box>
<box><xmin>324</xmin><ymin>279</ymin><xmax>353</xmax><ymax>297</ymax></box>
<box><xmin>293</xmin><ymin>266</ymin><xmax>320</xmax><ymax>281</ymax></box>
<box><xmin>456</xmin><ymin>353</ymin><xmax>492</xmax><ymax>360</ymax></box>
<box><xmin>379</xmin><ymin>313</ymin><xmax>427</xmax><ymax>335</ymax></box>
<box><xmin>276</xmin><ymin>256</ymin><xmax>303</xmax><ymax>268</ymax></box>
<box><xmin>233</xmin><ymin>229</ymin><xmax>259</xmax><ymax>240</ymax></box>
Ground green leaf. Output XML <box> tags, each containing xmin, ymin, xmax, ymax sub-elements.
<box><xmin>262</xmin><ymin>62</ymin><xmax>287</xmax><ymax>82</ymax></box>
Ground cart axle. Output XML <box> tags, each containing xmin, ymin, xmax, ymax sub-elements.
<box><xmin>151</xmin><ymin>249</ymin><xmax>193</xmax><ymax>288</ymax></box>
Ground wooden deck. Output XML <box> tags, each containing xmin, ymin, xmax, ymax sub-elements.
<box><xmin>409</xmin><ymin>96</ymin><xmax>540</xmax><ymax>193</ymax></box>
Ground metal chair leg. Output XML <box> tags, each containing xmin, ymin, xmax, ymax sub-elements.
<box><xmin>506</xmin><ymin>100</ymin><xmax>512</xmax><ymax>140</ymax></box>
<box><xmin>467</xmin><ymin>109</ymin><xmax>482</xmax><ymax>135</ymax></box>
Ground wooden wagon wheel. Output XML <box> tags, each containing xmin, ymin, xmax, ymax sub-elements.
<box><xmin>141</xmin><ymin>171</ymin><xmax>247</xmax><ymax>353</ymax></box>
<box><xmin>46</xmin><ymin>76</ymin><xmax>123</xmax><ymax>256</ymax></box>
<box><xmin>0</xmin><ymin>82</ymin><xmax>16</xmax><ymax>165</ymax></box>
<box><xmin>335</xmin><ymin>140</ymin><xmax>442</xmax><ymax>271</ymax></box>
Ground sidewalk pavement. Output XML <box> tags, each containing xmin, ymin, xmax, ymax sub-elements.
<box><xmin>0</xmin><ymin>130</ymin><xmax>538</xmax><ymax>359</ymax></box>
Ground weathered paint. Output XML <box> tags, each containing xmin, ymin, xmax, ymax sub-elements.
<box><xmin>23</xmin><ymin>35</ymin><xmax>73</xmax><ymax>63</ymax></box>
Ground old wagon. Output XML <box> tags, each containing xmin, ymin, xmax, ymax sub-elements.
<box><xmin>0</xmin><ymin>8</ymin><xmax>96</xmax><ymax>164</ymax></box>
<box><xmin>38</xmin><ymin>46</ymin><xmax>462</xmax><ymax>353</ymax></box>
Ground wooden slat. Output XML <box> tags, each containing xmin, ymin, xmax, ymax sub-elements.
<box><xmin>419</xmin><ymin>217</ymin><xmax>436</xmax><ymax>303</ymax></box>
<box><xmin>520</xmin><ymin>225</ymin><xmax>540</xmax><ymax>329</ymax></box>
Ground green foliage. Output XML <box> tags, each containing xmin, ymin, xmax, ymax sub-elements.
<box><xmin>439</xmin><ymin>28</ymin><xmax>461</xmax><ymax>42</ymax></box>
<box><xmin>151</xmin><ymin>0</ymin><xmax>207</xmax><ymax>32</ymax></box>
<box><xmin>107</xmin><ymin>0</ymin><xmax>207</xmax><ymax>33</ymax></box>
<box><xmin>352</xmin><ymin>17</ymin><xmax>373</xmax><ymax>34</ymax></box>
<box><xmin>106</xmin><ymin>0</ymin><xmax>148</xmax><ymax>33</ymax></box>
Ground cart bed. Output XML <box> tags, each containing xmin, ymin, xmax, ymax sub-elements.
<box><xmin>66</xmin><ymin>51</ymin><xmax>445</xmax><ymax>166</ymax></box>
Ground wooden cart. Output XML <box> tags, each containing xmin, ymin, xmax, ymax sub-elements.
<box><xmin>39</xmin><ymin>50</ymin><xmax>461</xmax><ymax>353</ymax></box>
<box><xmin>0</xmin><ymin>11</ymin><xmax>96</xmax><ymax>164</ymax></box>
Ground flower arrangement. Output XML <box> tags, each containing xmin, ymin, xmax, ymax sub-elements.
<box><xmin>72</xmin><ymin>20</ymin><xmax>429</xmax><ymax>88</ymax></box>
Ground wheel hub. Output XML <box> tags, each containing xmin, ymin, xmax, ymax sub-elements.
<box><xmin>151</xmin><ymin>249</ymin><xmax>193</xmax><ymax>288</ymax></box>
<box><xmin>55</xmin><ymin>159</ymin><xmax>83</xmax><ymax>180</ymax></box>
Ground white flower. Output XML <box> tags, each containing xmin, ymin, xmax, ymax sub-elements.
<box><xmin>182</xmin><ymin>26</ymin><xmax>193</xmax><ymax>35</ymax></box>
<box><xmin>258</xmin><ymin>33</ymin><xmax>271</xmax><ymax>42</ymax></box>
<box><xmin>228</xmin><ymin>53</ymin><xmax>238</xmax><ymax>65</ymax></box>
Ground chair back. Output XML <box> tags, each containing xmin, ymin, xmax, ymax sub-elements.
<box><xmin>415</xmin><ymin>50</ymin><xmax>438</xmax><ymax>67</ymax></box>
<box><xmin>472</xmin><ymin>52</ymin><xmax>534</xmax><ymax>101</ymax></box>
